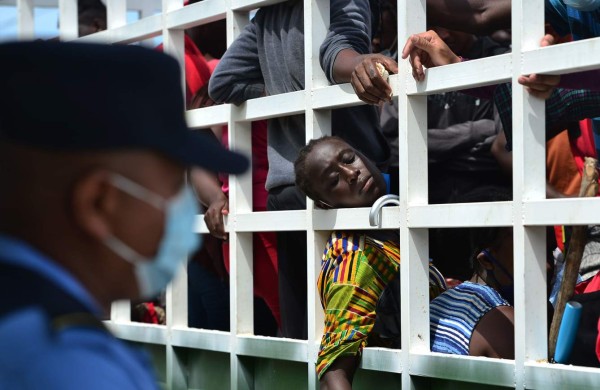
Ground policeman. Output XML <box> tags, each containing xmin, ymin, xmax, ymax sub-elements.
<box><xmin>0</xmin><ymin>41</ymin><xmax>248</xmax><ymax>388</ymax></box>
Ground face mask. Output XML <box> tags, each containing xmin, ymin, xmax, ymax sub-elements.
<box><xmin>563</xmin><ymin>0</ymin><xmax>600</xmax><ymax>11</ymax></box>
<box><xmin>104</xmin><ymin>174</ymin><xmax>201</xmax><ymax>298</ymax></box>
<box><xmin>481</xmin><ymin>249</ymin><xmax>514</xmax><ymax>305</ymax></box>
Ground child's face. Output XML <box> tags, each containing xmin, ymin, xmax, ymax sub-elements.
<box><xmin>304</xmin><ymin>138</ymin><xmax>387</xmax><ymax>208</ymax></box>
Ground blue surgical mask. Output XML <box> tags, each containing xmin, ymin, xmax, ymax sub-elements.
<box><xmin>104</xmin><ymin>174</ymin><xmax>201</xmax><ymax>298</ymax></box>
<box><xmin>563</xmin><ymin>0</ymin><xmax>600</xmax><ymax>11</ymax></box>
<box><xmin>482</xmin><ymin>249</ymin><xmax>514</xmax><ymax>305</ymax></box>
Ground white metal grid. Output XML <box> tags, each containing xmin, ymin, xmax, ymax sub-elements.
<box><xmin>10</xmin><ymin>0</ymin><xmax>600</xmax><ymax>388</ymax></box>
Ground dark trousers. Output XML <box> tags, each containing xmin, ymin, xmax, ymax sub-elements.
<box><xmin>267</xmin><ymin>184</ymin><xmax>308</xmax><ymax>340</ymax></box>
<box><xmin>188</xmin><ymin>258</ymin><xmax>230</xmax><ymax>331</ymax></box>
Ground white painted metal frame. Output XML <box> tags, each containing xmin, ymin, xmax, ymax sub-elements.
<box><xmin>11</xmin><ymin>0</ymin><xmax>600</xmax><ymax>388</ymax></box>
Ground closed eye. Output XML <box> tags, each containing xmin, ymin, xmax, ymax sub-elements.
<box><xmin>343</xmin><ymin>153</ymin><xmax>356</xmax><ymax>164</ymax></box>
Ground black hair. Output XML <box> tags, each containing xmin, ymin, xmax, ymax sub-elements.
<box><xmin>294</xmin><ymin>135</ymin><xmax>344</xmax><ymax>202</ymax></box>
<box><xmin>78</xmin><ymin>0</ymin><xmax>106</xmax><ymax>26</ymax></box>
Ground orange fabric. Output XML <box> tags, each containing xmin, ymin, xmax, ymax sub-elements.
<box><xmin>547</xmin><ymin>123</ymin><xmax>600</xmax><ymax>250</ymax></box>
<box><xmin>547</xmin><ymin>130</ymin><xmax>581</xmax><ymax>197</ymax></box>
<box><xmin>547</xmin><ymin>130</ymin><xmax>582</xmax><ymax>250</ymax></box>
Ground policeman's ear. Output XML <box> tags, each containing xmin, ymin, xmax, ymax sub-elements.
<box><xmin>70</xmin><ymin>169</ymin><xmax>119</xmax><ymax>241</ymax></box>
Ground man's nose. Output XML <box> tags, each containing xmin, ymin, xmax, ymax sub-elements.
<box><xmin>340</xmin><ymin>165</ymin><xmax>359</xmax><ymax>183</ymax></box>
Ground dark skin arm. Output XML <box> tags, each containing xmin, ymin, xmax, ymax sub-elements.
<box><xmin>427</xmin><ymin>0</ymin><xmax>512</xmax><ymax>35</ymax></box>
<box><xmin>319</xmin><ymin>355</ymin><xmax>360</xmax><ymax>390</ymax></box>
<box><xmin>334</xmin><ymin>49</ymin><xmax>399</xmax><ymax>106</ymax></box>
<box><xmin>402</xmin><ymin>31</ymin><xmax>560</xmax><ymax>99</ymax></box>
<box><xmin>189</xmin><ymin>168</ymin><xmax>229</xmax><ymax>240</ymax></box>
<box><xmin>469</xmin><ymin>305</ymin><xmax>515</xmax><ymax>359</ymax></box>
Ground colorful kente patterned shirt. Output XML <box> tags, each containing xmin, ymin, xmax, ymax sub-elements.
<box><xmin>316</xmin><ymin>231</ymin><xmax>446</xmax><ymax>378</ymax></box>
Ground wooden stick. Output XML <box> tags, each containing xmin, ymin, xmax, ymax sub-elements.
<box><xmin>548</xmin><ymin>157</ymin><xmax>598</xmax><ymax>361</ymax></box>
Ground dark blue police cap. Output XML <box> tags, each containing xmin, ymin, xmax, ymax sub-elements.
<box><xmin>0</xmin><ymin>41</ymin><xmax>248</xmax><ymax>174</ymax></box>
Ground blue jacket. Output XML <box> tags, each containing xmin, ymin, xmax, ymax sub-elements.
<box><xmin>0</xmin><ymin>235</ymin><xmax>157</xmax><ymax>389</ymax></box>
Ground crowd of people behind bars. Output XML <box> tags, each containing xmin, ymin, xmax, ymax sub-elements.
<box><xmin>79</xmin><ymin>0</ymin><xmax>600</xmax><ymax>388</ymax></box>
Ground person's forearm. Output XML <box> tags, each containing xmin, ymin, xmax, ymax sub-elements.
<box><xmin>331</xmin><ymin>49</ymin><xmax>368</xmax><ymax>84</ymax></box>
<box><xmin>320</xmin><ymin>0</ymin><xmax>372</xmax><ymax>84</ymax></box>
<box><xmin>190</xmin><ymin>168</ymin><xmax>225</xmax><ymax>208</ymax></box>
<box><xmin>208</xmin><ymin>21</ymin><xmax>265</xmax><ymax>105</ymax></box>
<box><xmin>427</xmin><ymin>0</ymin><xmax>511</xmax><ymax>35</ymax></box>
<box><xmin>428</xmin><ymin>119</ymin><xmax>495</xmax><ymax>163</ymax></box>
<box><xmin>490</xmin><ymin>129</ymin><xmax>512</xmax><ymax>176</ymax></box>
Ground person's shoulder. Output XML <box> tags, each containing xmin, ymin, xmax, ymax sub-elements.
<box><xmin>471</xmin><ymin>305</ymin><xmax>515</xmax><ymax>359</ymax></box>
<box><xmin>0</xmin><ymin>308</ymin><xmax>156</xmax><ymax>390</ymax></box>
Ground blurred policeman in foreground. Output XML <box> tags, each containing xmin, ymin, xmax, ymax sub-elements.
<box><xmin>0</xmin><ymin>41</ymin><xmax>247</xmax><ymax>389</ymax></box>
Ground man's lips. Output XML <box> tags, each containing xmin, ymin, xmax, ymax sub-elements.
<box><xmin>360</xmin><ymin>176</ymin><xmax>374</xmax><ymax>194</ymax></box>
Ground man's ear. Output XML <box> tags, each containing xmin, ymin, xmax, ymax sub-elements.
<box><xmin>475</xmin><ymin>251</ymin><xmax>494</xmax><ymax>271</ymax></box>
<box><xmin>70</xmin><ymin>169</ymin><xmax>118</xmax><ymax>241</ymax></box>
<box><xmin>315</xmin><ymin>200</ymin><xmax>332</xmax><ymax>209</ymax></box>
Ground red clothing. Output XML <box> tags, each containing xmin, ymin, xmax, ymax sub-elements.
<box><xmin>219</xmin><ymin>121</ymin><xmax>280</xmax><ymax>325</ymax></box>
<box><xmin>157</xmin><ymin>39</ymin><xmax>280</xmax><ymax>325</ymax></box>
<box><xmin>553</xmin><ymin>120</ymin><xmax>600</xmax><ymax>251</ymax></box>
<box><xmin>569</xmin><ymin>119</ymin><xmax>598</xmax><ymax>179</ymax></box>
<box><xmin>219</xmin><ymin>121</ymin><xmax>269</xmax><ymax>209</ymax></box>
<box><xmin>157</xmin><ymin>34</ymin><xmax>211</xmax><ymax>104</ymax></box>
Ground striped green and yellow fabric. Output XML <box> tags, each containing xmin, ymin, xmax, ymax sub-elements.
<box><xmin>316</xmin><ymin>231</ymin><xmax>446</xmax><ymax>378</ymax></box>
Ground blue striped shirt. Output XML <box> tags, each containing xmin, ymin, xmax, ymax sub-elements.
<box><xmin>546</xmin><ymin>0</ymin><xmax>600</xmax><ymax>40</ymax></box>
<box><xmin>430</xmin><ymin>282</ymin><xmax>509</xmax><ymax>355</ymax></box>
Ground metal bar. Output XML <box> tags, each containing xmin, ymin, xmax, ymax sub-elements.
<box><xmin>106</xmin><ymin>0</ymin><xmax>127</xmax><ymax>30</ymax></box>
<box><xmin>406</xmin><ymin>54</ymin><xmax>512</xmax><ymax>96</ymax></box>
<box><xmin>525</xmin><ymin>362</ymin><xmax>600</xmax><ymax>389</ymax></box>
<box><xmin>408</xmin><ymin>202</ymin><xmax>514</xmax><ymax>228</ymax></box>
<box><xmin>524</xmin><ymin>198</ymin><xmax>600</xmax><ymax>226</ymax></box>
<box><xmin>511</xmin><ymin>1</ymin><xmax>548</xmax><ymax>389</ymax></box>
<box><xmin>236</xmin><ymin>335</ymin><xmax>308</xmax><ymax>363</ymax></box>
<box><xmin>360</xmin><ymin>348</ymin><xmax>403</xmax><ymax>374</ymax></box>
<box><xmin>16</xmin><ymin>0</ymin><xmax>34</xmax><ymax>40</ymax></box>
<box><xmin>170</xmin><ymin>328</ymin><xmax>232</xmax><ymax>353</ymax></box>
<box><xmin>304</xmin><ymin>1</ymin><xmax>330</xmax><ymax>387</ymax></box>
<box><xmin>166</xmin><ymin>0</ymin><xmax>226</xmax><ymax>30</ymax></box>
<box><xmin>76</xmin><ymin>13</ymin><xmax>163</xmax><ymax>44</ymax></box>
<box><xmin>186</xmin><ymin>105</ymin><xmax>231</xmax><ymax>129</ymax></box>
<box><xmin>522</xmin><ymin>37</ymin><xmax>600</xmax><ymax>75</ymax></box>
<box><xmin>106</xmin><ymin>321</ymin><xmax>168</xmax><ymax>345</ymax></box>
<box><xmin>409</xmin><ymin>352</ymin><xmax>515</xmax><ymax>387</ymax></box>
<box><xmin>58</xmin><ymin>0</ymin><xmax>77</xmax><ymax>40</ymax></box>
<box><xmin>398</xmin><ymin>3</ymin><xmax>429</xmax><ymax>389</ymax></box>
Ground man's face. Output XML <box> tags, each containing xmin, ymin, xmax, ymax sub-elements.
<box><xmin>304</xmin><ymin>138</ymin><xmax>386</xmax><ymax>208</ymax></box>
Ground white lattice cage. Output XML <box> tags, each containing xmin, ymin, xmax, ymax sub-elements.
<box><xmin>5</xmin><ymin>0</ymin><xmax>600</xmax><ymax>388</ymax></box>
